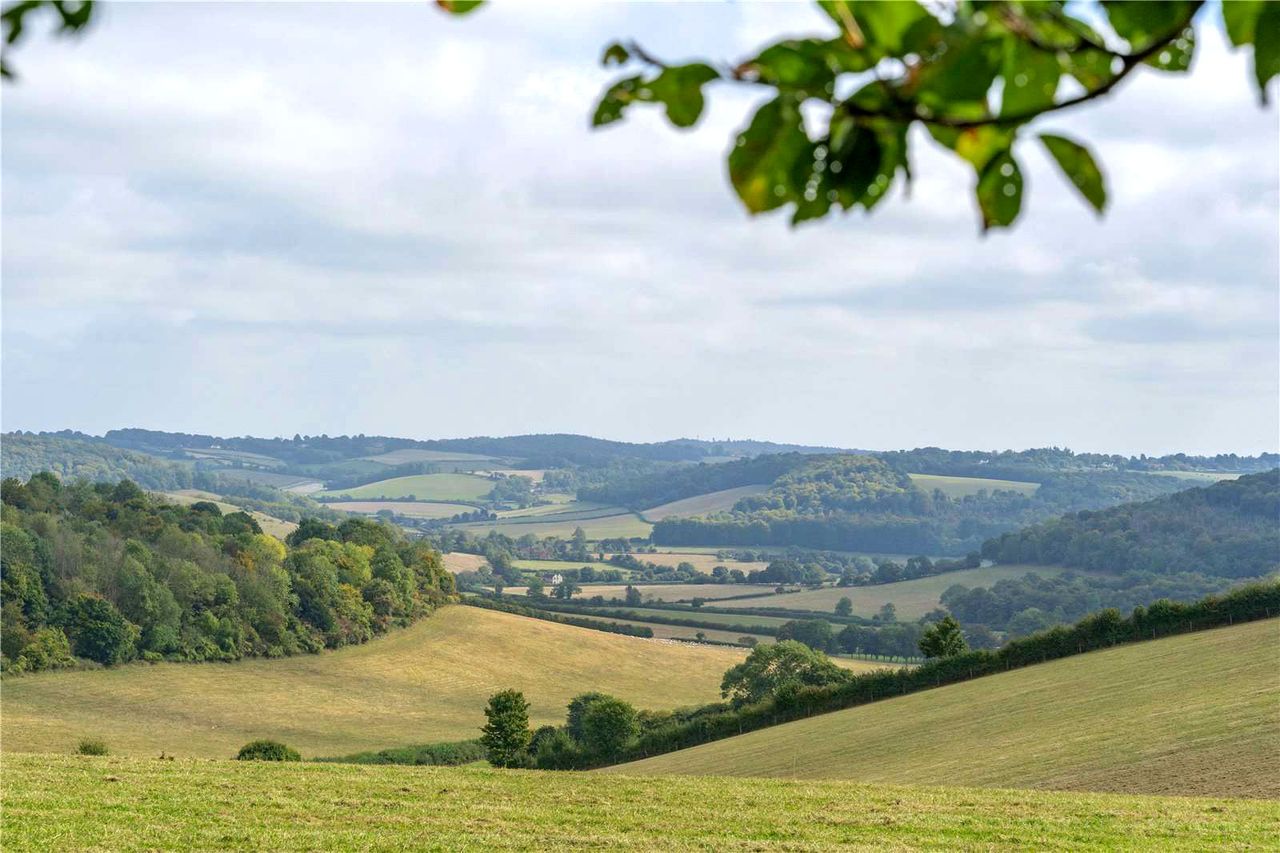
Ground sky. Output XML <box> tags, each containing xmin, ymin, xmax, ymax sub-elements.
<box><xmin>2</xmin><ymin>2</ymin><xmax>1277</xmax><ymax>456</ymax></box>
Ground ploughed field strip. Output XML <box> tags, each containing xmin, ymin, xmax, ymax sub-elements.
<box><xmin>4</xmin><ymin>755</ymin><xmax>1278</xmax><ymax>852</ymax></box>
<box><xmin>611</xmin><ymin>619</ymin><xmax>1280</xmax><ymax>799</ymax></box>
<box><xmin>1</xmin><ymin>607</ymin><xmax>743</xmax><ymax>759</ymax></box>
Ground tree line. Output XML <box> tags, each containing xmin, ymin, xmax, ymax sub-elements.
<box><xmin>1</xmin><ymin>473</ymin><xmax>456</xmax><ymax>672</ymax></box>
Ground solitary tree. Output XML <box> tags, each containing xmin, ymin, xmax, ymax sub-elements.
<box><xmin>578</xmin><ymin>696</ymin><xmax>640</xmax><ymax>761</ymax></box>
<box><xmin>720</xmin><ymin>640</ymin><xmax>850</xmax><ymax>705</ymax></box>
<box><xmin>919</xmin><ymin>615</ymin><xmax>968</xmax><ymax>659</ymax></box>
<box><xmin>479</xmin><ymin>689</ymin><xmax>531</xmax><ymax>768</ymax></box>
<box><xmin>834</xmin><ymin>596</ymin><xmax>853</xmax><ymax>617</ymax></box>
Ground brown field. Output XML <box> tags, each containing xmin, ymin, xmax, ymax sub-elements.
<box><xmin>442</xmin><ymin>552</ymin><xmax>489</xmax><ymax>573</ymax></box>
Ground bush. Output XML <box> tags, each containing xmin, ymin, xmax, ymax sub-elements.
<box><xmin>76</xmin><ymin>738</ymin><xmax>108</xmax><ymax>756</ymax></box>
<box><xmin>236</xmin><ymin>739</ymin><xmax>301</xmax><ymax>761</ymax></box>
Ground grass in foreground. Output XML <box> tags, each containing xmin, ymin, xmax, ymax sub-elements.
<box><xmin>4</xmin><ymin>754</ymin><xmax>1276</xmax><ymax>852</ymax></box>
<box><xmin>1</xmin><ymin>606</ymin><xmax>743</xmax><ymax>759</ymax></box>
<box><xmin>612</xmin><ymin>619</ymin><xmax>1280</xmax><ymax>799</ymax></box>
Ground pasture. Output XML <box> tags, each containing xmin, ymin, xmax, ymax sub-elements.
<box><xmin>452</xmin><ymin>512</ymin><xmax>652</xmax><ymax>540</ymax></box>
<box><xmin>160</xmin><ymin>491</ymin><xmax>298</xmax><ymax>540</ymax></box>
<box><xmin>907</xmin><ymin>473</ymin><xmax>1040</xmax><ymax>497</ymax></box>
<box><xmin>6</xmin><ymin>755</ymin><xmax>1277</xmax><ymax>852</ymax></box>
<box><xmin>319</xmin><ymin>473</ymin><xmax>494</xmax><ymax>501</ymax></box>
<box><xmin>717</xmin><ymin>565</ymin><xmax>1073</xmax><ymax>619</ymax></box>
<box><xmin>503</xmin><ymin>583</ymin><xmax>777</xmax><ymax>603</ymax></box>
<box><xmin>640</xmin><ymin>485</ymin><xmax>769</xmax><ymax>520</ymax></box>
<box><xmin>1147</xmin><ymin>470</ymin><xmax>1243</xmax><ymax>483</ymax></box>
<box><xmin>628</xmin><ymin>551</ymin><xmax>771</xmax><ymax>573</ymax></box>
<box><xmin>361</xmin><ymin>448</ymin><xmax>497</xmax><ymax>466</ymax></box>
<box><xmin>614</xmin><ymin>619</ymin><xmax>1280</xmax><ymax>799</ymax></box>
<box><xmin>0</xmin><ymin>606</ymin><xmax>743</xmax><ymax>759</ymax></box>
<box><xmin>325</xmin><ymin>500</ymin><xmax>475</xmax><ymax>519</ymax></box>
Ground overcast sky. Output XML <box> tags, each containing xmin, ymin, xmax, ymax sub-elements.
<box><xmin>2</xmin><ymin>2</ymin><xmax>1276</xmax><ymax>455</ymax></box>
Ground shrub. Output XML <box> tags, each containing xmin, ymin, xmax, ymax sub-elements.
<box><xmin>77</xmin><ymin>738</ymin><xmax>109</xmax><ymax>756</ymax></box>
<box><xmin>236</xmin><ymin>739</ymin><xmax>301</xmax><ymax>761</ymax></box>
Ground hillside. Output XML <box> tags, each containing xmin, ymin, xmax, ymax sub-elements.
<box><xmin>7</xmin><ymin>756</ymin><xmax>1278</xmax><ymax>852</ymax></box>
<box><xmin>1</xmin><ymin>606</ymin><xmax>744</xmax><ymax>758</ymax></box>
<box><xmin>982</xmin><ymin>469</ymin><xmax>1280</xmax><ymax>578</ymax></box>
<box><xmin>610</xmin><ymin>619</ymin><xmax>1280</xmax><ymax>798</ymax></box>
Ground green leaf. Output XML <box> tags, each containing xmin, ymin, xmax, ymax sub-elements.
<box><xmin>1039</xmin><ymin>133</ymin><xmax>1107</xmax><ymax>214</ymax></box>
<box><xmin>1102</xmin><ymin>1</ymin><xmax>1194</xmax><ymax>50</ymax></box>
<box><xmin>1254</xmin><ymin>1</ymin><xmax>1280</xmax><ymax>101</ymax></box>
<box><xmin>915</xmin><ymin>35</ymin><xmax>1000</xmax><ymax>107</ymax></box>
<box><xmin>1144</xmin><ymin>26</ymin><xmax>1194</xmax><ymax>73</ymax></box>
<box><xmin>1062</xmin><ymin>47</ymin><xmax>1118</xmax><ymax>91</ymax></box>
<box><xmin>975</xmin><ymin>151</ymin><xmax>1024</xmax><ymax>231</ymax></box>
<box><xmin>929</xmin><ymin>122</ymin><xmax>1015</xmax><ymax>170</ymax></box>
<box><xmin>749</xmin><ymin>39</ymin><xmax>864</xmax><ymax>98</ymax></box>
<box><xmin>435</xmin><ymin>0</ymin><xmax>484</xmax><ymax>16</ymax></box>
<box><xmin>591</xmin><ymin>76</ymin><xmax>643</xmax><ymax>128</ymax></box>
<box><xmin>1222</xmin><ymin>1</ymin><xmax>1264</xmax><ymax>46</ymax></box>
<box><xmin>1001</xmin><ymin>39</ymin><xmax>1061</xmax><ymax>117</ymax></box>
<box><xmin>600</xmin><ymin>42</ymin><xmax>630</xmax><ymax>67</ymax></box>
<box><xmin>729</xmin><ymin>97</ymin><xmax>811</xmax><ymax>213</ymax></box>
<box><xmin>851</xmin><ymin>0</ymin><xmax>930</xmax><ymax>55</ymax></box>
<box><xmin>648</xmin><ymin>63</ymin><xmax>719</xmax><ymax>128</ymax></box>
<box><xmin>826</xmin><ymin>115</ymin><xmax>883</xmax><ymax>205</ymax></box>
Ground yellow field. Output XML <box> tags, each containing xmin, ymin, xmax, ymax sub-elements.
<box><xmin>717</xmin><ymin>565</ymin><xmax>1072</xmax><ymax>619</ymax></box>
<box><xmin>318</xmin><ymin>473</ymin><xmax>493</xmax><ymax>501</ymax></box>
<box><xmin>1</xmin><ymin>606</ymin><xmax>744</xmax><ymax>759</ymax></box>
<box><xmin>640</xmin><ymin>485</ymin><xmax>770</xmax><ymax>521</ymax></box>
<box><xmin>907</xmin><ymin>473</ymin><xmax>1040</xmax><ymax>497</ymax></box>
<box><xmin>452</xmin><ymin>512</ymin><xmax>652</xmax><ymax>540</ymax></box>
<box><xmin>442</xmin><ymin>552</ymin><xmax>489</xmax><ymax>573</ymax></box>
<box><xmin>160</xmin><ymin>490</ymin><xmax>298</xmax><ymax>540</ymax></box>
<box><xmin>612</xmin><ymin>620</ymin><xmax>1280</xmax><ymax>799</ymax></box>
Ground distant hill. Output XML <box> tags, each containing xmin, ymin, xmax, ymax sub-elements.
<box><xmin>1</xmin><ymin>433</ymin><xmax>195</xmax><ymax>490</ymax></box>
<box><xmin>982</xmin><ymin>469</ymin><xmax>1280</xmax><ymax>579</ymax></box>
<box><xmin>610</xmin><ymin>618</ymin><xmax>1280</xmax><ymax>799</ymax></box>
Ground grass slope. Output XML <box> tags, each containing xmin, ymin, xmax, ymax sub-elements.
<box><xmin>717</xmin><ymin>565</ymin><xmax>1072</xmax><ymax>619</ymax></box>
<box><xmin>1</xmin><ymin>606</ymin><xmax>743</xmax><ymax>759</ymax></box>
<box><xmin>907</xmin><ymin>473</ymin><xmax>1040</xmax><ymax>497</ymax></box>
<box><xmin>612</xmin><ymin>619</ymin><xmax>1280</xmax><ymax>799</ymax></box>
<box><xmin>161</xmin><ymin>490</ymin><xmax>298</xmax><ymax>540</ymax></box>
<box><xmin>6</xmin><ymin>755</ymin><xmax>1278</xmax><ymax>852</ymax></box>
<box><xmin>326</xmin><ymin>500</ymin><xmax>475</xmax><ymax>519</ymax></box>
<box><xmin>640</xmin><ymin>485</ymin><xmax>770</xmax><ymax>520</ymax></box>
<box><xmin>319</xmin><ymin>473</ymin><xmax>493</xmax><ymax>501</ymax></box>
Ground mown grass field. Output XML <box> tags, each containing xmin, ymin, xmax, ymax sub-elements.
<box><xmin>907</xmin><ymin>472</ymin><xmax>1040</xmax><ymax>497</ymax></box>
<box><xmin>452</xmin><ymin>512</ymin><xmax>652</xmax><ymax>540</ymax></box>
<box><xmin>512</xmin><ymin>559</ymin><xmax>620</xmax><ymax>573</ymax></box>
<box><xmin>161</xmin><ymin>491</ymin><xmax>298</xmax><ymax>540</ymax></box>
<box><xmin>628</xmin><ymin>551</ymin><xmax>771</xmax><ymax>573</ymax></box>
<box><xmin>5</xmin><ymin>755</ymin><xmax>1277</xmax><ymax>852</ymax></box>
<box><xmin>718</xmin><ymin>565</ymin><xmax>1073</xmax><ymax>619</ymax></box>
<box><xmin>326</xmin><ymin>500</ymin><xmax>475</xmax><ymax>519</ymax></box>
<box><xmin>640</xmin><ymin>485</ymin><xmax>770</xmax><ymax>520</ymax></box>
<box><xmin>504</xmin><ymin>583</ymin><xmax>777</xmax><ymax>603</ymax></box>
<box><xmin>613</xmin><ymin>620</ymin><xmax>1280</xmax><ymax>799</ymax></box>
<box><xmin>319</xmin><ymin>473</ymin><xmax>493</xmax><ymax>501</ymax></box>
<box><xmin>1</xmin><ymin>606</ymin><xmax>743</xmax><ymax>759</ymax></box>
<box><xmin>441</xmin><ymin>552</ymin><xmax>488</xmax><ymax>573</ymax></box>
<box><xmin>1147</xmin><ymin>470</ymin><xmax>1243</xmax><ymax>483</ymax></box>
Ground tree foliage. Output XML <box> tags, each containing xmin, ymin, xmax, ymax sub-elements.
<box><xmin>479</xmin><ymin>689</ymin><xmax>532</xmax><ymax>768</ymax></box>
<box><xmin>918</xmin><ymin>614</ymin><xmax>968</xmax><ymax>658</ymax></box>
<box><xmin>719</xmin><ymin>639</ymin><xmax>851</xmax><ymax>705</ymax></box>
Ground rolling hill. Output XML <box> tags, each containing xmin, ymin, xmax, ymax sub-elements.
<box><xmin>640</xmin><ymin>485</ymin><xmax>771</xmax><ymax>521</ymax></box>
<box><xmin>1</xmin><ymin>606</ymin><xmax>744</xmax><ymax>759</ymax></box>
<box><xmin>317</xmin><ymin>472</ymin><xmax>495</xmax><ymax>501</ymax></box>
<box><xmin>7</xmin><ymin>755</ymin><xmax>1277</xmax><ymax>852</ymax></box>
<box><xmin>609</xmin><ymin>618</ymin><xmax>1280</xmax><ymax>798</ymax></box>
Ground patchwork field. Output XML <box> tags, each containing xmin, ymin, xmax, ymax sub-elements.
<box><xmin>907</xmin><ymin>473</ymin><xmax>1040</xmax><ymax>497</ymax></box>
<box><xmin>452</xmin><ymin>512</ymin><xmax>652</xmax><ymax>540</ymax></box>
<box><xmin>6</xmin><ymin>755</ymin><xmax>1278</xmax><ymax>852</ymax></box>
<box><xmin>640</xmin><ymin>485</ymin><xmax>770</xmax><ymax>520</ymax></box>
<box><xmin>504</xmin><ymin>583</ymin><xmax>777</xmax><ymax>603</ymax></box>
<box><xmin>0</xmin><ymin>606</ymin><xmax>743</xmax><ymax>759</ymax></box>
<box><xmin>717</xmin><ymin>565</ymin><xmax>1073</xmax><ymax>619</ymax></box>
<box><xmin>326</xmin><ymin>500</ymin><xmax>475</xmax><ymax>519</ymax></box>
<box><xmin>361</xmin><ymin>448</ymin><xmax>497</xmax><ymax>466</ymax></box>
<box><xmin>160</xmin><ymin>491</ymin><xmax>298</xmax><ymax>540</ymax></box>
<box><xmin>442</xmin><ymin>552</ymin><xmax>489</xmax><ymax>573</ymax></box>
<box><xmin>627</xmin><ymin>551</ymin><xmax>771</xmax><ymax>573</ymax></box>
<box><xmin>319</xmin><ymin>473</ymin><xmax>494</xmax><ymax>501</ymax></box>
<box><xmin>613</xmin><ymin>619</ymin><xmax>1280</xmax><ymax>799</ymax></box>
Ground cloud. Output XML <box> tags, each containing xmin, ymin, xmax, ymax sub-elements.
<box><xmin>1</xmin><ymin>3</ymin><xmax>1276</xmax><ymax>455</ymax></box>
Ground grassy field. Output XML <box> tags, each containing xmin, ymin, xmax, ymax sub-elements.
<box><xmin>161</xmin><ymin>491</ymin><xmax>298</xmax><ymax>540</ymax></box>
<box><xmin>452</xmin><ymin>513</ymin><xmax>652</xmax><ymax>540</ymax></box>
<box><xmin>512</xmin><ymin>559</ymin><xmax>620</xmax><ymax>573</ymax></box>
<box><xmin>1</xmin><ymin>606</ymin><xmax>743</xmax><ymax>759</ymax></box>
<box><xmin>1147</xmin><ymin>470</ymin><xmax>1243</xmax><ymax>483</ymax></box>
<box><xmin>326</xmin><ymin>500</ymin><xmax>475</xmax><ymax>519</ymax></box>
<box><xmin>907</xmin><ymin>473</ymin><xmax>1040</xmax><ymax>497</ymax></box>
<box><xmin>640</xmin><ymin>485</ymin><xmax>769</xmax><ymax>520</ymax></box>
<box><xmin>5</xmin><ymin>755</ymin><xmax>1278</xmax><ymax>852</ymax></box>
<box><xmin>504</xmin><ymin>583</ymin><xmax>778</xmax><ymax>603</ymax></box>
<box><xmin>628</xmin><ymin>551</ymin><xmax>771</xmax><ymax>573</ymax></box>
<box><xmin>361</xmin><ymin>448</ymin><xmax>497</xmax><ymax>466</ymax></box>
<box><xmin>441</xmin><ymin>552</ymin><xmax>488</xmax><ymax>573</ymax></box>
<box><xmin>319</xmin><ymin>473</ymin><xmax>494</xmax><ymax>501</ymax></box>
<box><xmin>717</xmin><ymin>565</ymin><xmax>1072</xmax><ymax>619</ymax></box>
<box><xmin>613</xmin><ymin>620</ymin><xmax>1280</xmax><ymax>799</ymax></box>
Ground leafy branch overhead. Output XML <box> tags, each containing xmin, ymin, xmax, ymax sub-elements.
<box><xmin>590</xmin><ymin>1</ymin><xmax>1277</xmax><ymax>231</ymax></box>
